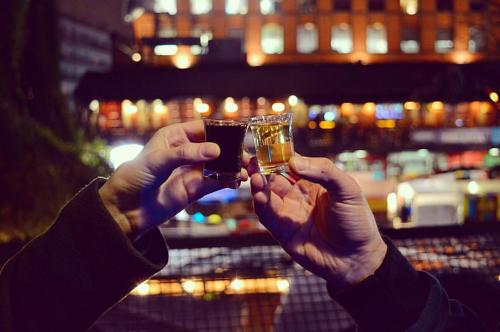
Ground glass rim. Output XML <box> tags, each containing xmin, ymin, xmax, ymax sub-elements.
<box><xmin>249</xmin><ymin>112</ymin><xmax>293</xmax><ymax>124</ymax></box>
<box><xmin>203</xmin><ymin>118</ymin><xmax>249</xmax><ymax>125</ymax></box>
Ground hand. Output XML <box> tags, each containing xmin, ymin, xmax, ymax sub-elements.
<box><xmin>249</xmin><ymin>155</ymin><xmax>387</xmax><ymax>289</ymax></box>
<box><xmin>99</xmin><ymin>120</ymin><xmax>247</xmax><ymax>241</ymax></box>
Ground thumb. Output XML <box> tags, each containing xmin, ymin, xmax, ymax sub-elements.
<box><xmin>289</xmin><ymin>155</ymin><xmax>363</xmax><ymax>202</ymax></box>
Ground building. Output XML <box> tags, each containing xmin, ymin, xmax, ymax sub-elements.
<box><xmin>129</xmin><ymin>0</ymin><xmax>499</xmax><ymax>68</ymax></box>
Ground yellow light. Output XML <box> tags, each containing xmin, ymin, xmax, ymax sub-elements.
<box><xmin>207</xmin><ymin>214</ymin><xmax>222</xmax><ymax>224</ymax></box>
<box><xmin>489</xmin><ymin>92</ymin><xmax>499</xmax><ymax>103</ymax></box>
<box><xmin>134</xmin><ymin>282</ymin><xmax>150</xmax><ymax>296</ymax></box>
<box><xmin>182</xmin><ymin>279</ymin><xmax>197</xmax><ymax>294</ymax></box>
<box><xmin>340</xmin><ymin>102</ymin><xmax>354</xmax><ymax>116</ymax></box>
<box><xmin>468</xmin><ymin>181</ymin><xmax>479</xmax><ymax>195</ymax></box>
<box><xmin>272</xmin><ymin>102</ymin><xmax>285</xmax><ymax>112</ymax></box>
<box><xmin>224</xmin><ymin>97</ymin><xmax>238</xmax><ymax>113</ymax></box>
<box><xmin>387</xmin><ymin>192</ymin><xmax>397</xmax><ymax>217</ymax></box>
<box><xmin>173</xmin><ymin>54</ymin><xmax>193</xmax><ymax>69</ymax></box>
<box><xmin>363</xmin><ymin>102</ymin><xmax>376</xmax><ymax>113</ymax></box>
<box><xmin>319</xmin><ymin>121</ymin><xmax>335</xmax><ymax>129</ymax></box>
<box><xmin>276</xmin><ymin>279</ymin><xmax>290</xmax><ymax>293</ymax></box>
<box><xmin>376</xmin><ymin>120</ymin><xmax>396</xmax><ymax>128</ymax></box>
<box><xmin>131</xmin><ymin>52</ymin><xmax>142</xmax><ymax>62</ymax></box>
<box><xmin>404</xmin><ymin>101</ymin><xmax>418</xmax><ymax>110</ymax></box>
<box><xmin>452</xmin><ymin>51</ymin><xmax>472</xmax><ymax>64</ymax></box>
<box><xmin>230</xmin><ymin>278</ymin><xmax>244</xmax><ymax>291</ymax></box>
<box><xmin>288</xmin><ymin>95</ymin><xmax>298</xmax><ymax>106</ymax></box>
<box><xmin>122</xmin><ymin>100</ymin><xmax>137</xmax><ymax>114</ymax></box>
<box><xmin>308</xmin><ymin>121</ymin><xmax>317</xmax><ymax>129</ymax></box>
<box><xmin>257</xmin><ymin>97</ymin><xmax>267</xmax><ymax>105</ymax></box>
<box><xmin>247</xmin><ymin>53</ymin><xmax>265</xmax><ymax>67</ymax></box>
<box><xmin>153</xmin><ymin>99</ymin><xmax>166</xmax><ymax>114</ymax></box>
<box><xmin>194</xmin><ymin>98</ymin><xmax>210</xmax><ymax>114</ymax></box>
<box><xmin>304</xmin><ymin>22</ymin><xmax>315</xmax><ymax>30</ymax></box>
<box><xmin>431</xmin><ymin>101</ymin><xmax>444</xmax><ymax>110</ymax></box>
<box><xmin>89</xmin><ymin>99</ymin><xmax>99</xmax><ymax>112</ymax></box>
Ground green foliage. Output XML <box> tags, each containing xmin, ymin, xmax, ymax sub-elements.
<box><xmin>0</xmin><ymin>0</ymin><xmax>111</xmax><ymax>242</ymax></box>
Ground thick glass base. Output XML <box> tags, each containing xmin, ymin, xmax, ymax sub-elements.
<box><xmin>203</xmin><ymin>169</ymin><xmax>241</xmax><ymax>188</ymax></box>
<box><xmin>258</xmin><ymin>163</ymin><xmax>288</xmax><ymax>175</ymax></box>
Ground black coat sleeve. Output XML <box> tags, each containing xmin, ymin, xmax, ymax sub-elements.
<box><xmin>0</xmin><ymin>178</ymin><xmax>169</xmax><ymax>332</ymax></box>
<box><xmin>328</xmin><ymin>237</ymin><xmax>486</xmax><ymax>332</ymax></box>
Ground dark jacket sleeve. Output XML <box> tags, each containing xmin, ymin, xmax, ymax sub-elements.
<box><xmin>0</xmin><ymin>178</ymin><xmax>169</xmax><ymax>332</ymax></box>
<box><xmin>328</xmin><ymin>237</ymin><xmax>486</xmax><ymax>332</ymax></box>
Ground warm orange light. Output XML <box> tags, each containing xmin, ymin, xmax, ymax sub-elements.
<box><xmin>452</xmin><ymin>51</ymin><xmax>472</xmax><ymax>64</ymax></box>
<box><xmin>308</xmin><ymin>121</ymin><xmax>317</xmax><ymax>129</ymax></box>
<box><xmin>272</xmin><ymin>102</ymin><xmax>286</xmax><ymax>112</ymax></box>
<box><xmin>363</xmin><ymin>102</ymin><xmax>376</xmax><ymax>113</ymax></box>
<box><xmin>404</xmin><ymin>101</ymin><xmax>419</xmax><ymax>110</ymax></box>
<box><xmin>376</xmin><ymin>120</ymin><xmax>396</xmax><ymax>128</ymax></box>
<box><xmin>173</xmin><ymin>48</ymin><xmax>194</xmax><ymax>69</ymax></box>
<box><xmin>430</xmin><ymin>101</ymin><xmax>444</xmax><ymax>110</ymax></box>
<box><xmin>194</xmin><ymin>98</ymin><xmax>210</xmax><ymax>114</ymax></box>
<box><xmin>341</xmin><ymin>103</ymin><xmax>354</xmax><ymax>116</ymax></box>
<box><xmin>247</xmin><ymin>53</ymin><xmax>265</xmax><ymax>67</ymax></box>
<box><xmin>224</xmin><ymin>97</ymin><xmax>238</xmax><ymax>113</ymax></box>
<box><xmin>319</xmin><ymin>121</ymin><xmax>336</xmax><ymax>129</ymax></box>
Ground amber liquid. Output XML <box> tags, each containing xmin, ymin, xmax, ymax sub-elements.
<box><xmin>251</xmin><ymin>122</ymin><xmax>293</xmax><ymax>174</ymax></box>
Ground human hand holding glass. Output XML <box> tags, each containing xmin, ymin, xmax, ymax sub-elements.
<box><xmin>248</xmin><ymin>155</ymin><xmax>387</xmax><ymax>289</ymax></box>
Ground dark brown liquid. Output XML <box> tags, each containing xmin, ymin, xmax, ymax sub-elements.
<box><xmin>204</xmin><ymin>122</ymin><xmax>247</xmax><ymax>174</ymax></box>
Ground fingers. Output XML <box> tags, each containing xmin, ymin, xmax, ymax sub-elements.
<box><xmin>142</xmin><ymin>142</ymin><xmax>220</xmax><ymax>186</ymax></box>
<box><xmin>289</xmin><ymin>155</ymin><xmax>362</xmax><ymax>202</ymax></box>
<box><xmin>250</xmin><ymin>174</ymin><xmax>283</xmax><ymax>230</ymax></box>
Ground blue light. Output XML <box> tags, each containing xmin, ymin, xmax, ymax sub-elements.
<box><xmin>324</xmin><ymin>111</ymin><xmax>336</xmax><ymax>121</ymax></box>
<box><xmin>192</xmin><ymin>212</ymin><xmax>206</xmax><ymax>223</ymax></box>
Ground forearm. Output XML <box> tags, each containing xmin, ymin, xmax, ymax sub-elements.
<box><xmin>328</xmin><ymin>237</ymin><xmax>485</xmax><ymax>332</ymax></box>
<box><xmin>0</xmin><ymin>178</ymin><xmax>168</xmax><ymax>332</ymax></box>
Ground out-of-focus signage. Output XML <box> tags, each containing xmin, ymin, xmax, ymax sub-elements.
<box><xmin>376</xmin><ymin>103</ymin><xmax>404</xmax><ymax>119</ymax></box>
<box><xmin>411</xmin><ymin>127</ymin><xmax>499</xmax><ymax>145</ymax></box>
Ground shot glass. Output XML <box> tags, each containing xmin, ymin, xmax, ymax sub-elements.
<box><xmin>250</xmin><ymin>112</ymin><xmax>295</xmax><ymax>175</ymax></box>
<box><xmin>203</xmin><ymin>118</ymin><xmax>248</xmax><ymax>184</ymax></box>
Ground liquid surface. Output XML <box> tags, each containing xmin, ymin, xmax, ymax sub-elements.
<box><xmin>251</xmin><ymin>122</ymin><xmax>293</xmax><ymax>171</ymax></box>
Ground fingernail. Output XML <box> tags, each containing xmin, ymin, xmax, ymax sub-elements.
<box><xmin>201</xmin><ymin>143</ymin><xmax>220</xmax><ymax>158</ymax></box>
<box><xmin>292</xmin><ymin>156</ymin><xmax>308</xmax><ymax>172</ymax></box>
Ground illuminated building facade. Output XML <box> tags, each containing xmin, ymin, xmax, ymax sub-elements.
<box><xmin>128</xmin><ymin>0</ymin><xmax>499</xmax><ymax>68</ymax></box>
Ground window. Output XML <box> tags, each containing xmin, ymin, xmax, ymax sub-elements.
<box><xmin>191</xmin><ymin>0</ymin><xmax>212</xmax><ymax>14</ymax></box>
<box><xmin>192</xmin><ymin>26</ymin><xmax>213</xmax><ymax>47</ymax></box>
<box><xmin>158</xmin><ymin>16</ymin><xmax>177</xmax><ymax>37</ymax></box>
<box><xmin>334</xmin><ymin>0</ymin><xmax>351</xmax><ymax>11</ymax></box>
<box><xmin>469</xmin><ymin>27</ymin><xmax>486</xmax><ymax>52</ymax></box>
<box><xmin>435</xmin><ymin>28</ymin><xmax>453</xmax><ymax>53</ymax></box>
<box><xmin>229</xmin><ymin>28</ymin><xmax>246</xmax><ymax>51</ymax></box>
<box><xmin>154</xmin><ymin>0</ymin><xmax>177</xmax><ymax>14</ymax></box>
<box><xmin>469</xmin><ymin>0</ymin><xmax>485</xmax><ymax>11</ymax></box>
<box><xmin>401</xmin><ymin>26</ymin><xmax>420</xmax><ymax>53</ymax></box>
<box><xmin>297</xmin><ymin>23</ymin><xmax>318</xmax><ymax>54</ymax></box>
<box><xmin>331</xmin><ymin>24</ymin><xmax>353</xmax><ymax>53</ymax></box>
<box><xmin>368</xmin><ymin>0</ymin><xmax>385</xmax><ymax>11</ymax></box>
<box><xmin>261</xmin><ymin>23</ymin><xmax>284</xmax><ymax>54</ymax></box>
<box><xmin>436</xmin><ymin>0</ymin><xmax>453</xmax><ymax>11</ymax></box>
<box><xmin>400</xmin><ymin>0</ymin><xmax>418</xmax><ymax>15</ymax></box>
<box><xmin>297</xmin><ymin>0</ymin><xmax>316</xmax><ymax>13</ymax></box>
<box><xmin>366</xmin><ymin>23</ymin><xmax>388</xmax><ymax>54</ymax></box>
<box><xmin>260</xmin><ymin>0</ymin><xmax>282</xmax><ymax>14</ymax></box>
<box><xmin>225</xmin><ymin>0</ymin><xmax>248</xmax><ymax>15</ymax></box>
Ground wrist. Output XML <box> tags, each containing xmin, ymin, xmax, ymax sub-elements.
<box><xmin>98</xmin><ymin>182</ymin><xmax>142</xmax><ymax>242</ymax></box>
<box><xmin>328</xmin><ymin>236</ymin><xmax>388</xmax><ymax>290</ymax></box>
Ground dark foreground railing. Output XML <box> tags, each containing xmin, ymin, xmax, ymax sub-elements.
<box><xmin>93</xmin><ymin>224</ymin><xmax>500</xmax><ymax>332</ymax></box>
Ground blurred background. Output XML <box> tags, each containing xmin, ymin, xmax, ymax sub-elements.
<box><xmin>0</xmin><ymin>0</ymin><xmax>499</xmax><ymax>331</ymax></box>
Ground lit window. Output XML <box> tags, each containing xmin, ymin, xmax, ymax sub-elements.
<box><xmin>191</xmin><ymin>26</ymin><xmax>213</xmax><ymax>47</ymax></box>
<box><xmin>154</xmin><ymin>0</ymin><xmax>177</xmax><ymax>14</ymax></box>
<box><xmin>436</xmin><ymin>0</ymin><xmax>453</xmax><ymax>11</ymax></box>
<box><xmin>331</xmin><ymin>24</ymin><xmax>353</xmax><ymax>53</ymax></box>
<box><xmin>225</xmin><ymin>0</ymin><xmax>248</xmax><ymax>14</ymax></box>
<box><xmin>158</xmin><ymin>24</ymin><xmax>177</xmax><ymax>38</ymax></box>
<box><xmin>401</xmin><ymin>26</ymin><xmax>420</xmax><ymax>53</ymax></box>
<box><xmin>260</xmin><ymin>0</ymin><xmax>282</xmax><ymax>14</ymax></box>
<box><xmin>334</xmin><ymin>0</ymin><xmax>351</xmax><ymax>11</ymax></box>
<box><xmin>297</xmin><ymin>23</ymin><xmax>318</xmax><ymax>54</ymax></box>
<box><xmin>261</xmin><ymin>23</ymin><xmax>284</xmax><ymax>54</ymax></box>
<box><xmin>435</xmin><ymin>28</ymin><xmax>453</xmax><ymax>53</ymax></box>
<box><xmin>191</xmin><ymin>0</ymin><xmax>212</xmax><ymax>14</ymax></box>
<box><xmin>297</xmin><ymin>0</ymin><xmax>316</xmax><ymax>13</ymax></box>
<box><xmin>368</xmin><ymin>0</ymin><xmax>385</xmax><ymax>11</ymax></box>
<box><xmin>469</xmin><ymin>27</ymin><xmax>486</xmax><ymax>52</ymax></box>
<box><xmin>400</xmin><ymin>0</ymin><xmax>418</xmax><ymax>15</ymax></box>
<box><xmin>366</xmin><ymin>23</ymin><xmax>388</xmax><ymax>54</ymax></box>
<box><xmin>469</xmin><ymin>0</ymin><xmax>485</xmax><ymax>11</ymax></box>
